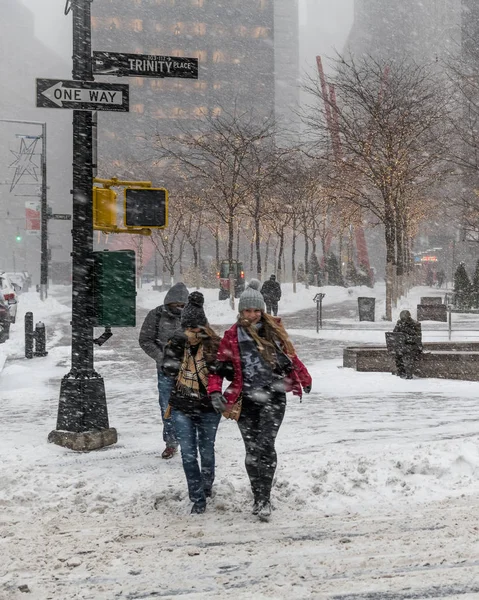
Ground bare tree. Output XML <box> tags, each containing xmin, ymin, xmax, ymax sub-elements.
<box><xmin>303</xmin><ymin>54</ymin><xmax>451</xmax><ymax>319</ymax></box>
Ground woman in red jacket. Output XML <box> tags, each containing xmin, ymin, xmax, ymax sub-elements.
<box><xmin>208</xmin><ymin>279</ymin><xmax>312</xmax><ymax>521</ymax></box>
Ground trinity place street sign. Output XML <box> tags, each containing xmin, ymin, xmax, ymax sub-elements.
<box><xmin>36</xmin><ymin>79</ymin><xmax>129</xmax><ymax>112</ymax></box>
<box><xmin>93</xmin><ymin>51</ymin><xmax>198</xmax><ymax>79</ymax></box>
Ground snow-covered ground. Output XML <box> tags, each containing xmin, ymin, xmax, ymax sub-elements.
<box><xmin>136</xmin><ymin>281</ymin><xmax>390</xmax><ymax>325</ymax></box>
<box><xmin>3</xmin><ymin>283</ymin><xmax>479</xmax><ymax>599</ymax></box>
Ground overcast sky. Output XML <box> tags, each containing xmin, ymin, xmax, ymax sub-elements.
<box><xmin>21</xmin><ymin>0</ymin><xmax>354</xmax><ymax>70</ymax></box>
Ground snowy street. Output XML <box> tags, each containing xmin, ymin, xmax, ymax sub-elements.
<box><xmin>2</xmin><ymin>285</ymin><xmax>479</xmax><ymax>599</ymax></box>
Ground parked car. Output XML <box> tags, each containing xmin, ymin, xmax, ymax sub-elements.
<box><xmin>0</xmin><ymin>272</ymin><xmax>19</xmax><ymax>323</ymax></box>
<box><xmin>5</xmin><ymin>271</ymin><xmax>31</xmax><ymax>293</ymax></box>
<box><xmin>0</xmin><ymin>294</ymin><xmax>10</xmax><ymax>343</ymax></box>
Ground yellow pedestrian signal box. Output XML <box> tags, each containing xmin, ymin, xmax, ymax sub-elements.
<box><xmin>124</xmin><ymin>187</ymin><xmax>168</xmax><ymax>229</ymax></box>
<box><xmin>93</xmin><ymin>187</ymin><xmax>117</xmax><ymax>229</ymax></box>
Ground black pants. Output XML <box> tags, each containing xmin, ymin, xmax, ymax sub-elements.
<box><xmin>237</xmin><ymin>391</ymin><xmax>286</xmax><ymax>503</ymax></box>
<box><xmin>395</xmin><ymin>351</ymin><xmax>417</xmax><ymax>378</ymax></box>
<box><xmin>265</xmin><ymin>301</ymin><xmax>278</xmax><ymax>316</ymax></box>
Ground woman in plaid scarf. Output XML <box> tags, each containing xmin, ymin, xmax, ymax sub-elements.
<box><xmin>162</xmin><ymin>292</ymin><xmax>225</xmax><ymax>514</ymax></box>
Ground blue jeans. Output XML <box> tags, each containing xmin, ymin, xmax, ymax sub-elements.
<box><xmin>157</xmin><ymin>371</ymin><xmax>177</xmax><ymax>447</ymax></box>
<box><xmin>171</xmin><ymin>409</ymin><xmax>221</xmax><ymax>507</ymax></box>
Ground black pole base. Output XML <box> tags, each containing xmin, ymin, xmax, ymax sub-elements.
<box><xmin>50</xmin><ymin>376</ymin><xmax>117</xmax><ymax>451</ymax></box>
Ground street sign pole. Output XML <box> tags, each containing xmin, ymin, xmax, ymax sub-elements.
<box><xmin>40</xmin><ymin>122</ymin><xmax>48</xmax><ymax>301</ymax></box>
<box><xmin>49</xmin><ymin>0</ymin><xmax>116</xmax><ymax>451</ymax></box>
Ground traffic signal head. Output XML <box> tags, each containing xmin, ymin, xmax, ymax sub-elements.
<box><xmin>93</xmin><ymin>187</ymin><xmax>117</xmax><ymax>229</ymax></box>
<box><xmin>15</xmin><ymin>233</ymin><xmax>22</xmax><ymax>242</ymax></box>
<box><xmin>124</xmin><ymin>187</ymin><xmax>168</xmax><ymax>228</ymax></box>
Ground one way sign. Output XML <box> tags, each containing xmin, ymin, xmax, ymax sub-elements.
<box><xmin>36</xmin><ymin>79</ymin><xmax>129</xmax><ymax>112</ymax></box>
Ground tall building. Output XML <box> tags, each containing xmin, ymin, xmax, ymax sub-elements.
<box><xmin>462</xmin><ymin>0</ymin><xmax>479</xmax><ymax>64</ymax></box>
<box><xmin>274</xmin><ymin>0</ymin><xmax>300</xmax><ymax>129</ymax></box>
<box><xmin>91</xmin><ymin>0</ymin><xmax>299</xmax><ymax>169</ymax></box>
<box><xmin>0</xmin><ymin>0</ymin><xmax>72</xmax><ymax>281</ymax></box>
<box><xmin>348</xmin><ymin>0</ymin><xmax>461</xmax><ymax>62</ymax></box>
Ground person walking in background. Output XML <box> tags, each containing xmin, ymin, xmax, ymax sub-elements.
<box><xmin>208</xmin><ymin>280</ymin><xmax>312</xmax><ymax>521</ymax></box>
<box><xmin>162</xmin><ymin>292</ymin><xmax>225</xmax><ymax>514</ymax></box>
<box><xmin>437</xmin><ymin>270</ymin><xmax>445</xmax><ymax>288</ymax></box>
<box><xmin>139</xmin><ymin>282</ymin><xmax>189</xmax><ymax>459</ymax></box>
<box><xmin>393</xmin><ymin>310</ymin><xmax>422</xmax><ymax>379</ymax></box>
<box><xmin>261</xmin><ymin>274</ymin><xmax>282</xmax><ymax>316</ymax></box>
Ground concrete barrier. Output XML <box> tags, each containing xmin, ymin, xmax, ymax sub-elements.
<box><xmin>343</xmin><ymin>341</ymin><xmax>479</xmax><ymax>381</ymax></box>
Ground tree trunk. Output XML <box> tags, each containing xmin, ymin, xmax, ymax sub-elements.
<box><xmin>320</xmin><ymin>235</ymin><xmax>329</xmax><ymax>285</ymax></box>
<box><xmin>264</xmin><ymin>234</ymin><xmax>270</xmax><ymax>276</ymax></box>
<box><xmin>255</xmin><ymin>218</ymin><xmax>262</xmax><ymax>279</ymax></box>
<box><xmin>228</xmin><ymin>214</ymin><xmax>235</xmax><ymax>309</ymax></box>
<box><xmin>215</xmin><ymin>225</ymin><xmax>220</xmax><ymax>269</ymax></box>
<box><xmin>385</xmin><ymin>214</ymin><xmax>396</xmax><ymax>321</ymax></box>
<box><xmin>277</xmin><ymin>228</ymin><xmax>285</xmax><ymax>283</ymax></box>
<box><xmin>236</xmin><ymin>221</ymin><xmax>240</xmax><ymax>262</ymax></box>
<box><xmin>303</xmin><ymin>223</ymin><xmax>309</xmax><ymax>289</ymax></box>
<box><xmin>395</xmin><ymin>216</ymin><xmax>404</xmax><ymax>303</ymax></box>
<box><xmin>292</xmin><ymin>217</ymin><xmax>297</xmax><ymax>293</ymax></box>
<box><xmin>249</xmin><ymin>233</ymin><xmax>254</xmax><ymax>274</ymax></box>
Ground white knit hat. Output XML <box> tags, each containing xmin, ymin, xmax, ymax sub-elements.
<box><xmin>238</xmin><ymin>279</ymin><xmax>265</xmax><ymax>312</ymax></box>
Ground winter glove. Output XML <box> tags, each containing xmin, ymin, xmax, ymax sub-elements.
<box><xmin>303</xmin><ymin>385</ymin><xmax>312</xmax><ymax>394</ymax></box>
<box><xmin>210</xmin><ymin>392</ymin><xmax>227</xmax><ymax>414</ymax></box>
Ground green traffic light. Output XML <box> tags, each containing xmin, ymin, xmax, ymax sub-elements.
<box><xmin>15</xmin><ymin>235</ymin><xmax>22</xmax><ymax>242</ymax></box>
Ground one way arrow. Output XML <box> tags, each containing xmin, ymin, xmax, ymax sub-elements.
<box><xmin>36</xmin><ymin>78</ymin><xmax>130</xmax><ymax>112</ymax></box>
<box><xmin>42</xmin><ymin>82</ymin><xmax>123</xmax><ymax>107</ymax></box>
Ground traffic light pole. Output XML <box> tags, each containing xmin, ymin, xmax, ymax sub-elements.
<box><xmin>49</xmin><ymin>0</ymin><xmax>117</xmax><ymax>451</ymax></box>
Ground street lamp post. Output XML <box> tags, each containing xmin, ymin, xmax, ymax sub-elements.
<box><xmin>0</xmin><ymin>118</ymin><xmax>48</xmax><ymax>300</ymax></box>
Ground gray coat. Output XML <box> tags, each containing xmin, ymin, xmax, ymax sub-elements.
<box><xmin>139</xmin><ymin>283</ymin><xmax>189</xmax><ymax>368</ymax></box>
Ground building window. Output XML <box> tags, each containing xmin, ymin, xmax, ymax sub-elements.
<box><xmin>172</xmin><ymin>107</ymin><xmax>186</xmax><ymax>118</ymax></box>
<box><xmin>194</xmin><ymin>81</ymin><xmax>207</xmax><ymax>90</ymax></box>
<box><xmin>237</xmin><ymin>26</ymin><xmax>248</xmax><ymax>37</ymax></box>
<box><xmin>192</xmin><ymin>50</ymin><xmax>207</xmax><ymax>62</ymax></box>
<box><xmin>193</xmin><ymin>23</ymin><xmax>206</xmax><ymax>35</ymax></box>
<box><xmin>106</xmin><ymin>17</ymin><xmax>120</xmax><ymax>30</ymax></box>
<box><xmin>193</xmin><ymin>106</ymin><xmax>208</xmax><ymax>117</ymax></box>
<box><xmin>131</xmin><ymin>19</ymin><xmax>143</xmax><ymax>32</ymax></box>
<box><xmin>91</xmin><ymin>16</ymin><xmax>100</xmax><ymax>30</ymax></box>
<box><xmin>213</xmin><ymin>51</ymin><xmax>226</xmax><ymax>63</ymax></box>
<box><xmin>132</xmin><ymin>104</ymin><xmax>144</xmax><ymax>114</ymax></box>
<box><xmin>258</xmin><ymin>0</ymin><xmax>267</xmax><ymax>9</ymax></box>
<box><xmin>253</xmin><ymin>27</ymin><xmax>269</xmax><ymax>38</ymax></box>
<box><xmin>212</xmin><ymin>107</ymin><xmax>222</xmax><ymax>117</ymax></box>
<box><xmin>134</xmin><ymin>77</ymin><xmax>144</xmax><ymax>87</ymax></box>
<box><xmin>213</xmin><ymin>81</ymin><xmax>222</xmax><ymax>90</ymax></box>
<box><xmin>192</xmin><ymin>0</ymin><xmax>204</xmax><ymax>6</ymax></box>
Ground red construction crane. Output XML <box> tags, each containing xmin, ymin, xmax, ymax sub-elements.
<box><xmin>316</xmin><ymin>56</ymin><xmax>373</xmax><ymax>283</ymax></box>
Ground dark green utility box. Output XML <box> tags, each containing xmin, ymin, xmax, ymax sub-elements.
<box><xmin>92</xmin><ymin>250</ymin><xmax>136</xmax><ymax>327</ymax></box>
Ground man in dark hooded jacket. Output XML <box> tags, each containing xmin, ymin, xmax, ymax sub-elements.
<box><xmin>261</xmin><ymin>275</ymin><xmax>282</xmax><ymax>316</ymax></box>
<box><xmin>393</xmin><ymin>310</ymin><xmax>422</xmax><ymax>379</ymax></box>
<box><xmin>139</xmin><ymin>282</ymin><xmax>189</xmax><ymax>458</ymax></box>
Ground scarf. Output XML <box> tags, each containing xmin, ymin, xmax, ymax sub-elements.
<box><xmin>176</xmin><ymin>343</ymin><xmax>209</xmax><ymax>398</ymax></box>
<box><xmin>237</xmin><ymin>324</ymin><xmax>274</xmax><ymax>390</ymax></box>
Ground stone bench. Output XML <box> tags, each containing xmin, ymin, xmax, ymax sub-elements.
<box><xmin>343</xmin><ymin>342</ymin><xmax>479</xmax><ymax>381</ymax></box>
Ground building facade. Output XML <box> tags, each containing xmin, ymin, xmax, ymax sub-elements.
<box><xmin>348</xmin><ymin>0</ymin><xmax>461</xmax><ymax>63</ymax></box>
<box><xmin>0</xmin><ymin>0</ymin><xmax>72</xmax><ymax>281</ymax></box>
<box><xmin>91</xmin><ymin>0</ymin><xmax>299</xmax><ymax>169</ymax></box>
